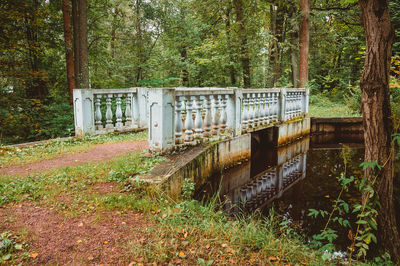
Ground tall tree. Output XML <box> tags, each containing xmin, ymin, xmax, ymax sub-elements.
<box><xmin>62</xmin><ymin>0</ymin><xmax>75</xmax><ymax>103</ymax></box>
<box><xmin>72</xmin><ymin>0</ymin><xmax>80</xmax><ymax>87</ymax></box>
<box><xmin>359</xmin><ymin>0</ymin><xmax>400</xmax><ymax>261</ymax></box>
<box><xmin>78</xmin><ymin>0</ymin><xmax>89</xmax><ymax>88</ymax></box>
<box><xmin>233</xmin><ymin>0</ymin><xmax>251</xmax><ymax>87</ymax></box>
<box><xmin>299</xmin><ymin>0</ymin><xmax>309</xmax><ymax>88</ymax></box>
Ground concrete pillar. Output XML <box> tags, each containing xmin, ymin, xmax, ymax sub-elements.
<box><xmin>304</xmin><ymin>88</ymin><xmax>309</xmax><ymax>115</ymax></box>
<box><xmin>279</xmin><ymin>88</ymin><xmax>287</xmax><ymax>122</ymax></box>
<box><xmin>137</xmin><ymin>87</ymin><xmax>149</xmax><ymax>128</ymax></box>
<box><xmin>148</xmin><ymin>88</ymin><xmax>175</xmax><ymax>153</ymax></box>
<box><xmin>226</xmin><ymin>88</ymin><xmax>242</xmax><ymax>137</ymax></box>
<box><xmin>73</xmin><ymin>89</ymin><xmax>95</xmax><ymax>137</ymax></box>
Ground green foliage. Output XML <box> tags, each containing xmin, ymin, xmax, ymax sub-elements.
<box><xmin>0</xmin><ymin>91</ymin><xmax>73</xmax><ymax>145</ymax></box>
<box><xmin>181</xmin><ymin>178</ymin><xmax>195</xmax><ymax>200</ymax></box>
<box><xmin>0</xmin><ymin>231</ymin><xmax>26</xmax><ymax>263</ymax></box>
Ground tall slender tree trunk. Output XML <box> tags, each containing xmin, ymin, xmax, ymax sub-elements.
<box><xmin>289</xmin><ymin>6</ymin><xmax>299</xmax><ymax>88</ymax></box>
<box><xmin>62</xmin><ymin>0</ymin><xmax>75</xmax><ymax>104</ymax></box>
<box><xmin>72</xmin><ymin>0</ymin><xmax>80</xmax><ymax>87</ymax></box>
<box><xmin>225</xmin><ymin>4</ymin><xmax>236</xmax><ymax>86</ymax></box>
<box><xmin>180</xmin><ymin>47</ymin><xmax>189</xmax><ymax>86</ymax></box>
<box><xmin>267</xmin><ymin>4</ymin><xmax>277</xmax><ymax>87</ymax></box>
<box><xmin>78</xmin><ymin>0</ymin><xmax>89</xmax><ymax>88</ymax></box>
<box><xmin>359</xmin><ymin>0</ymin><xmax>400</xmax><ymax>262</ymax></box>
<box><xmin>299</xmin><ymin>0</ymin><xmax>309</xmax><ymax>88</ymax></box>
<box><xmin>233</xmin><ymin>0</ymin><xmax>251</xmax><ymax>88</ymax></box>
<box><xmin>134</xmin><ymin>0</ymin><xmax>143</xmax><ymax>83</ymax></box>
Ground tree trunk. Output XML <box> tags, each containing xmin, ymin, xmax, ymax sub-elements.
<box><xmin>72</xmin><ymin>0</ymin><xmax>80</xmax><ymax>88</ymax></box>
<box><xmin>78</xmin><ymin>0</ymin><xmax>89</xmax><ymax>88</ymax></box>
<box><xmin>289</xmin><ymin>6</ymin><xmax>299</xmax><ymax>88</ymax></box>
<box><xmin>359</xmin><ymin>0</ymin><xmax>400</xmax><ymax>262</ymax></box>
<box><xmin>62</xmin><ymin>0</ymin><xmax>75</xmax><ymax>104</ymax></box>
<box><xmin>225</xmin><ymin>4</ymin><xmax>236</xmax><ymax>86</ymax></box>
<box><xmin>233</xmin><ymin>0</ymin><xmax>251</xmax><ymax>88</ymax></box>
<box><xmin>180</xmin><ymin>47</ymin><xmax>189</xmax><ymax>86</ymax></box>
<box><xmin>267</xmin><ymin>4</ymin><xmax>277</xmax><ymax>87</ymax></box>
<box><xmin>299</xmin><ymin>0</ymin><xmax>309</xmax><ymax>88</ymax></box>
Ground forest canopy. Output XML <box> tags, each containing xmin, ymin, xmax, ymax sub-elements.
<box><xmin>1</xmin><ymin>0</ymin><xmax>400</xmax><ymax>144</ymax></box>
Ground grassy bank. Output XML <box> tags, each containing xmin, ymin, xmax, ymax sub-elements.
<box><xmin>0</xmin><ymin>131</ymin><xmax>147</xmax><ymax>167</ymax></box>
<box><xmin>0</xmin><ymin>131</ymin><xmax>327</xmax><ymax>264</ymax></box>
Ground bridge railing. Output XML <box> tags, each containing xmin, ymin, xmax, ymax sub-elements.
<box><xmin>73</xmin><ymin>88</ymin><xmax>148</xmax><ymax>136</ymax></box>
<box><xmin>73</xmin><ymin>87</ymin><xmax>309</xmax><ymax>152</ymax></box>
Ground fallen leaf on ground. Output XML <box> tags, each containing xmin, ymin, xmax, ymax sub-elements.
<box><xmin>30</xmin><ymin>253</ymin><xmax>39</xmax><ymax>258</ymax></box>
<box><xmin>205</xmin><ymin>244</ymin><xmax>210</xmax><ymax>249</ymax></box>
<box><xmin>178</xmin><ymin>251</ymin><xmax>185</xmax><ymax>258</ymax></box>
<box><xmin>221</xmin><ymin>243</ymin><xmax>228</xmax><ymax>248</ymax></box>
<box><xmin>268</xmin><ymin>256</ymin><xmax>280</xmax><ymax>261</ymax></box>
<box><xmin>162</xmin><ymin>214</ymin><xmax>167</xmax><ymax>219</ymax></box>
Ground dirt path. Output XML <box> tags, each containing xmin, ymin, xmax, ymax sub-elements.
<box><xmin>0</xmin><ymin>202</ymin><xmax>150</xmax><ymax>265</ymax></box>
<box><xmin>0</xmin><ymin>140</ymin><xmax>148</xmax><ymax>177</ymax></box>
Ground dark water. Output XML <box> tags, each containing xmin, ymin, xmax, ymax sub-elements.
<box><xmin>196</xmin><ymin>134</ymin><xmax>400</xmax><ymax>253</ymax></box>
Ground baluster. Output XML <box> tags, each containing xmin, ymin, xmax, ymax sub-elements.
<box><xmin>287</xmin><ymin>93</ymin><xmax>291</xmax><ymax>119</ymax></box>
<box><xmin>291</xmin><ymin>92</ymin><xmax>297</xmax><ymax>118</ymax></box>
<box><xmin>220</xmin><ymin>95</ymin><xmax>228</xmax><ymax>134</ymax></box>
<box><xmin>298</xmin><ymin>92</ymin><xmax>302</xmax><ymax>116</ymax></box>
<box><xmin>248</xmin><ymin>94</ymin><xmax>255</xmax><ymax>128</ymax></box>
<box><xmin>275</xmin><ymin>92</ymin><xmax>279</xmax><ymax>121</ymax></box>
<box><xmin>261</xmin><ymin>93</ymin><xmax>267</xmax><ymax>125</ymax></box>
<box><xmin>194</xmin><ymin>95</ymin><xmax>204</xmax><ymax>140</ymax></box>
<box><xmin>125</xmin><ymin>93</ymin><xmax>132</xmax><ymax>127</ymax></box>
<box><xmin>115</xmin><ymin>93</ymin><xmax>123</xmax><ymax>128</ymax></box>
<box><xmin>266</xmin><ymin>92</ymin><xmax>271</xmax><ymax>124</ymax></box>
<box><xmin>184</xmin><ymin>96</ymin><xmax>195</xmax><ymax>142</ymax></box>
<box><xmin>212</xmin><ymin>95</ymin><xmax>220</xmax><ymax>136</ymax></box>
<box><xmin>105</xmin><ymin>94</ymin><xmax>114</xmax><ymax>129</ymax></box>
<box><xmin>203</xmin><ymin>95</ymin><xmax>212</xmax><ymax>137</ymax></box>
<box><xmin>255</xmin><ymin>93</ymin><xmax>261</xmax><ymax>127</ymax></box>
<box><xmin>95</xmin><ymin>94</ymin><xmax>103</xmax><ymax>130</ymax></box>
<box><xmin>175</xmin><ymin>96</ymin><xmax>184</xmax><ymax>144</ymax></box>
<box><xmin>272</xmin><ymin>93</ymin><xmax>276</xmax><ymax>121</ymax></box>
<box><xmin>242</xmin><ymin>95</ymin><xmax>249</xmax><ymax>132</ymax></box>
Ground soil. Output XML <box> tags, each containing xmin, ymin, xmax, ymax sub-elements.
<box><xmin>0</xmin><ymin>140</ymin><xmax>148</xmax><ymax>177</ymax></box>
<box><xmin>0</xmin><ymin>202</ymin><xmax>151</xmax><ymax>265</ymax></box>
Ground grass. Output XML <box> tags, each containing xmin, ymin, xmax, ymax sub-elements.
<box><xmin>0</xmin><ymin>137</ymin><xmax>328</xmax><ymax>264</ymax></box>
<box><xmin>0</xmin><ymin>130</ymin><xmax>147</xmax><ymax>167</ymax></box>
<box><xmin>309</xmin><ymin>93</ymin><xmax>360</xmax><ymax>117</ymax></box>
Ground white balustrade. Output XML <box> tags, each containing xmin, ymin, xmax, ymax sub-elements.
<box><xmin>74</xmin><ymin>87</ymin><xmax>308</xmax><ymax>153</ymax></box>
<box><xmin>73</xmin><ymin>88</ymin><xmax>146</xmax><ymax>137</ymax></box>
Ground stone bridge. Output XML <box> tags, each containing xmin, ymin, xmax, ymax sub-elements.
<box><xmin>73</xmin><ymin>87</ymin><xmax>310</xmax><ymax>153</ymax></box>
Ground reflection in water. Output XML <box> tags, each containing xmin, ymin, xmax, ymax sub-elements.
<box><xmin>196</xmin><ymin>134</ymin><xmax>369</xmax><ymax>252</ymax></box>
<box><xmin>196</xmin><ymin>137</ymin><xmax>310</xmax><ymax>213</ymax></box>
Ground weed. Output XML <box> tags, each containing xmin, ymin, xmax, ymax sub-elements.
<box><xmin>0</xmin><ymin>231</ymin><xmax>26</xmax><ymax>263</ymax></box>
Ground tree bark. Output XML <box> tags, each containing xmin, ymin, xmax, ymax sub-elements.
<box><xmin>78</xmin><ymin>0</ymin><xmax>89</xmax><ymax>88</ymax></box>
<box><xmin>359</xmin><ymin>0</ymin><xmax>400</xmax><ymax>262</ymax></box>
<box><xmin>62</xmin><ymin>0</ymin><xmax>75</xmax><ymax>104</ymax></box>
<box><xmin>233</xmin><ymin>0</ymin><xmax>251</xmax><ymax>87</ymax></box>
<box><xmin>299</xmin><ymin>0</ymin><xmax>309</xmax><ymax>88</ymax></box>
<box><xmin>225</xmin><ymin>4</ymin><xmax>236</xmax><ymax>86</ymax></box>
<box><xmin>72</xmin><ymin>0</ymin><xmax>80</xmax><ymax>88</ymax></box>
